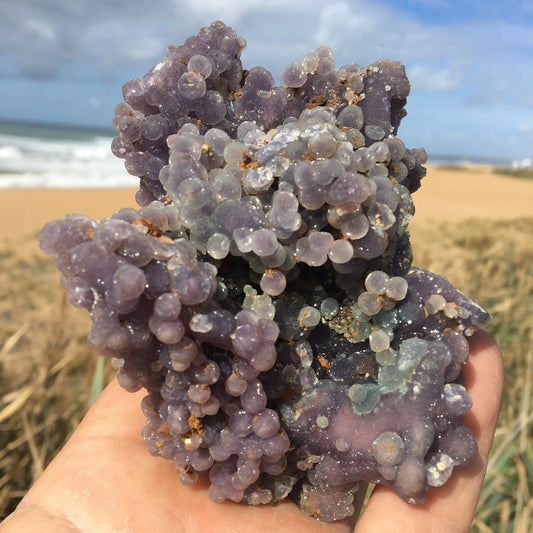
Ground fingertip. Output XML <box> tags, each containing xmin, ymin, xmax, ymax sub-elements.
<box><xmin>355</xmin><ymin>331</ymin><xmax>504</xmax><ymax>533</ymax></box>
<box><xmin>467</xmin><ymin>329</ymin><xmax>503</xmax><ymax>364</ymax></box>
<box><xmin>462</xmin><ymin>330</ymin><xmax>504</xmax><ymax>458</ymax></box>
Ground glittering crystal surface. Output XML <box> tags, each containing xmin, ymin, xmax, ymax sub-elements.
<box><xmin>39</xmin><ymin>21</ymin><xmax>490</xmax><ymax>522</ymax></box>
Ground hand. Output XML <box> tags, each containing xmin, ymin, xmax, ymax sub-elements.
<box><xmin>0</xmin><ymin>330</ymin><xmax>503</xmax><ymax>533</ymax></box>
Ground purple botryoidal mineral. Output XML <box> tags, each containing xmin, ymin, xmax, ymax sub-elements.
<box><xmin>39</xmin><ymin>21</ymin><xmax>490</xmax><ymax>522</ymax></box>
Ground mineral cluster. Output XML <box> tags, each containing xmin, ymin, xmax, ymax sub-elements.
<box><xmin>39</xmin><ymin>21</ymin><xmax>490</xmax><ymax>522</ymax></box>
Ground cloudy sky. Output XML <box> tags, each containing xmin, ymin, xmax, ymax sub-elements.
<box><xmin>1</xmin><ymin>0</ymin><xmax>532</xmax><ymax>162</ymax></box>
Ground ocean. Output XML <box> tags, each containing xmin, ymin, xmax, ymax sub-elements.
<box><xmin>0</xmin><ymin>121</ymin><xmax>131</xmax><ymax>188</ymax></box>
<box><xmin>0</xmin><ymin>120</ymin><xmax>517</xmax><ymax>188</ymax></box>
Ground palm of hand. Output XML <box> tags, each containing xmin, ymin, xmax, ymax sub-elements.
<box><xmin>1</xmin><ymin>331</ymin><xmax>502</xmax><ymax>533</ymax></box>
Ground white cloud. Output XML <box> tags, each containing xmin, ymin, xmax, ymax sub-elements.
<box><xmin>0</xmin><ymin>0</ymin><xmax>527</xmax><ymax>100</ymax></box>
<box><xmin>22</xmin><ymin>18</ymin><xmax>57</xmax><ymax>43</ymax></box>
<box><xmin>407</xmin><ymin>63</ymin><xmax>465</xmax><ymax>91</ymax></box>
<box><xmin>88</xmin><ymin>96</ymin><xmax>102</xmax><ymax>109</ymax></box>
<box><xmin>517</xmin><ymin>123</ymin><xmax>533</xmax><ymax>134</ymax></box>
<box><xmin>0</xmin><ymin>0</ymin><xmax>532</xmax><ymax>160</ymax></box>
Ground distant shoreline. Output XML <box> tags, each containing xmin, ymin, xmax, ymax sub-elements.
<box><xmin>1</xmin><ymin>118</ymin><xmax>529</xmax><ymax>169</ymax></box>
<box><xmin>0</xmin><ymin>119</ymin><xmax>115</xmax><ymax>139</ymax></box>
<box><xmin>1</xmin><ymin>119</ymin><xmax>531</xmax><ymax>189</ymax></box>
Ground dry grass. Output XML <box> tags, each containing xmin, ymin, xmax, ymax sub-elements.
<box><xmin>493</xmin><ymin>168</ymin><xmax>533</xmax><ymax>181</ymax></box>
<box><xmin>1</xmin><ymin>218</ymin><xmax>532</xmax><ymax>530</ymax></box>
<box><xmin>411</xmin><ymin>218</ymin><xmax>533</xmax><ymax>532</ymax></box>
<box><xmin>0</xmin><ymin>246</ymin><xmax>114</xmax><ymax>517</ymax></box>
<box><xmin>432</xmin><ymin>164</ymin><xmax>533</xmax><ymax>181</ymax></box>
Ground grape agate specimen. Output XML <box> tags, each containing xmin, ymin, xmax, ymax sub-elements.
<box><xmin>39</xmin><ymin>21</ymin><xmax>490</xmax><ymax>522</ymax></box>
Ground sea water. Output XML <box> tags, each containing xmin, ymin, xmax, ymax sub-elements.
<box><xmin>0</xmin><ymin>121</ymin><xmax>131</xmax><ymax>188</ymax></box>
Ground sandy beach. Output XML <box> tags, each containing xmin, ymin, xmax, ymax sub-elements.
<box><xmin>2</xmin><ymin>166</ymin><xmax>532</xmax><ymax>257</ymax></box>
<box><xmin>412</xmin><ymin>166</ymin><xmax>533</xmax><ymax>223</ymax></box>
<box><xmin>1</xmin><ymin>188</ymin><xmax>137</xmax><ymax>256</ymax></box>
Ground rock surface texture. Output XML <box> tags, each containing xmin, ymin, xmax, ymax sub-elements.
<box><xmin>39</xmin><ymin>21</ymin><xmax>490</xmax><ymax>522</ymax></box>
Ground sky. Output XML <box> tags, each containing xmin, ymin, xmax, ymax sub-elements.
<box><xmin>1</xmin><ymin>0</ymin><xmax>532</xmax><ymax>163</ymax></box>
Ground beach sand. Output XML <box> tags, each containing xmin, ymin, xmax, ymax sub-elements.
<box><xmin>412</xmin><ymin>166</ymin><xmax>533</xmax><ymax>223</ymax></box>
<box><xmin>1</xmin><ymin>188</ymin><xmax>138</xmax><ymax>256</ymax></box>
<box><xmin>2</xmin><ymin>166</ymin><xmax>532</xmax><ymax>257</ymax></box>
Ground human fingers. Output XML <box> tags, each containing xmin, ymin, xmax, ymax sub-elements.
<box><xmin>353</xmin><ymin>330</ymin><xmax>503</xmax><ymax>533</ymax></box>
<box><xmin>2</xmin><ymin>379</ymin><xmax>354</xmax><ymax>533</ymax></box>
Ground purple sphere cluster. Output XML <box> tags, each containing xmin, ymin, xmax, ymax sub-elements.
<box><xmin>39</xmin><ymin>21</ymin><xmax>490</xmax><ymax>522</ymax></box>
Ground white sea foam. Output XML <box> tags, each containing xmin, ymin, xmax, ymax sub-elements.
<box><xmin>0</xmin><ymin>123</ymin><xmax>135</xmax><ymax>188</ymax></box>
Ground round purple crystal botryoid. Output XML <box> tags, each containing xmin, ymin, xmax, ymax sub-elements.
<box><xmin>39</xmin><ymin>21</ymin><xmax>490</xmax><ymax>522</ymax></box>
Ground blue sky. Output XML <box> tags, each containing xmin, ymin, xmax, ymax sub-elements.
<box><xmin>1</xmin><ymin>0</ymin><xmax>532</xmax><ymax>162</ymax></box>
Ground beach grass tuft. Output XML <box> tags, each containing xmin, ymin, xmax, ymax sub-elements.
<box><xmin>432</xmin><ymin>164</ymin><xmax>467</xmax><ymax>172</ymax></box>
<box><xmin>493</xmin><ymin>167</ymin><xmax>533</xmax><ymax>181</ymax></box>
